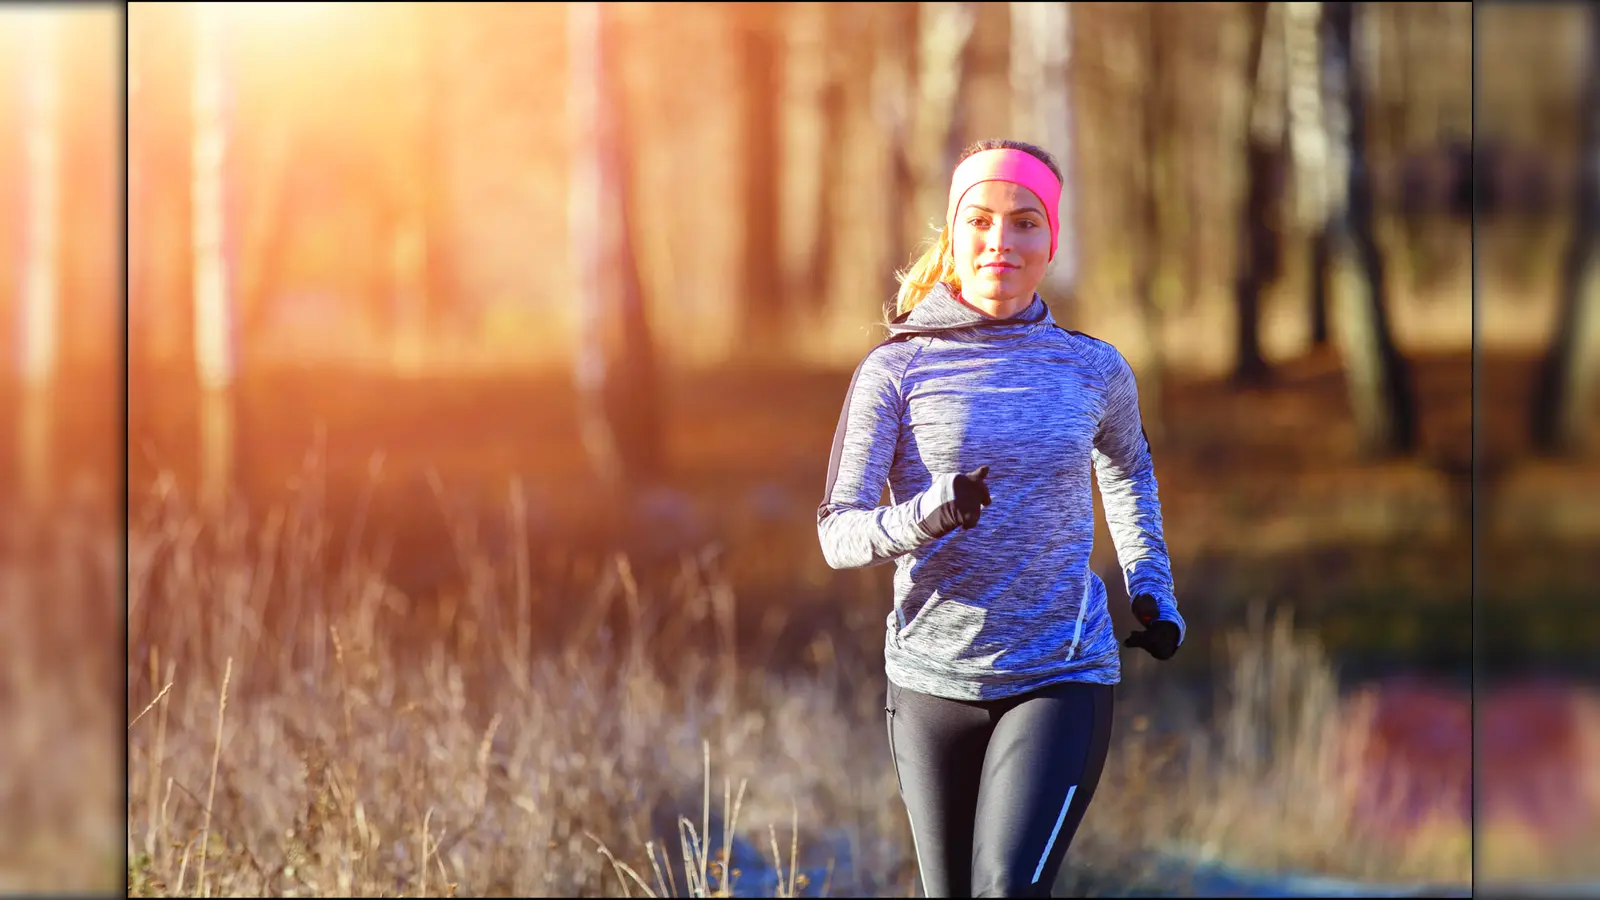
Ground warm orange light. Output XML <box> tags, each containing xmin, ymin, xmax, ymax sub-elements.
<box><xmin>0</xmin><ymin>7</ymin><xmax>59</xmax><ymax>45</ymax></box>
<box><xmin>0</xmin><ymin>8</ymin><xmax>51</xmax><ymax>25</ymax></box>
<box><xmin>188</xmin><ymin>0</ymin><xmax>360</xmax><ymax>72</ymax></box>
<box><xmin>207</xmin><ymin>0</ymin><xmax>343</xmax><ymax>29</ymax></box>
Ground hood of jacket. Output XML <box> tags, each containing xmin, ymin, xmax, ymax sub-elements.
<box><xmin>886</xmin><ymin>282</ymin><xmax>1057</xmax><ymax>343</ymax></box>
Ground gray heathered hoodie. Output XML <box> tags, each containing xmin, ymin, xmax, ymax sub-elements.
<box><xmin>817</xmin><ymin>283</ymin><xmax>1185</xmax><ymax>701</ymax></box>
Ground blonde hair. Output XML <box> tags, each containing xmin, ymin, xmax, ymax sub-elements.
<box><xmin>891</xmin><ymin>226</ymin><xmax>962</xmax><ymax>320</ymax></box>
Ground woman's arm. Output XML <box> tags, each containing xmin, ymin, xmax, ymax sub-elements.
<box><xmin>816</xmin><ymin>345</ymin><xmax>963</xmax><ymax>569</ymax></box>
<box><xmin>1089</xmin><ymin>344</ymin><xmax>1186</xmax><ymax>645</ymax></box>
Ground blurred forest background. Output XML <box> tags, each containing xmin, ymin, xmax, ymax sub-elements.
<box><xmin>1</xmin><ymin>0</ymin><xmax>1598</xmax><ymax>896</ymax></box>
<box><xmin>0</xmin><ymin>6</ymin><xmax>121</xmax><ymax>894</ymax></box>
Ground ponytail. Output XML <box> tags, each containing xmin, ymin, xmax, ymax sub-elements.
<box><xmin>891</xmin><ymin>226</ymin><xmax>961</xmax><ymax>320</ymax></box>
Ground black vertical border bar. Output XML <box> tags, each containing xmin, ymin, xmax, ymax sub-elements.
<box><xmin>1468</xmin><ymin>0</ymin><xmax>1481</xmax><ymax>891</ymax></box>
<box><xmin>119</xmin><ymin>0</ymin><xmax>132</xmax><ymax>892</ymax></box>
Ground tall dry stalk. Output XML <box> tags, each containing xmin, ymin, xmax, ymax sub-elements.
<box><xmin>197</xmin><ymin>657</ymin><xmax>233</xmax><ymax>899</ymax></box>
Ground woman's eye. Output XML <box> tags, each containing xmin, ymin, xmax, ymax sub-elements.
<box><xmin>967</xmin><ymin>217</ymin><xmax>989</xmax><ymax>227</ymax></box>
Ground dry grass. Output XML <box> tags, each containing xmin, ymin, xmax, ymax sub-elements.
<box><xmin>1095</xmin><ymin>606</ymin><xmax>1471</xmax><ymax>883</ymax></box>
<box><xmin>117</xmin><ymin>469</ymin><xmax>1494</xmax><ymax>897</ymax></box>
<box><xmin>126</xmin><ymin>474</ymin><xmax>910</xmax><ymax>898</ymax></box>
<box><xmin>0</xmin><ymin>487</ymin><xmax>123</xmax><ymax>894</ymax></box>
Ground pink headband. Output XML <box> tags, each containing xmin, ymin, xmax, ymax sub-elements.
<box><xmin>946</xmin><ymin>148</ymin><xmax>1063</xmax><ymax>260</ymax></box>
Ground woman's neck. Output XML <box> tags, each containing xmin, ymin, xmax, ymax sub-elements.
<box><xmin>958</xmin><ymin>291</ymin><xmax>1035</xmax><ymax>320</ymax></box>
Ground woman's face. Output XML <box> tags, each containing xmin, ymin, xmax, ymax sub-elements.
<box><xmin>951</xmin><ymin>179</ymin><xmax>1051</xmax><ymax>314</ymax></box>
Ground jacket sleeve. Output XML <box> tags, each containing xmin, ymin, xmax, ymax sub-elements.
<box><xmin>817</xmin><ymin>345</ymin><xmax>960</xmax><ymax>569</ymax></box>
<box><xmin>1090</xmin><ymin>345</ymin><xmax>1186</xmax><ymax>645</ymax></box>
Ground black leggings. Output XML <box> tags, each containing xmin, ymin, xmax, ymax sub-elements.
<box><xmin>885</xmin><ymin>680</ymin><xmax>1115</xmax><ymax>898</ymax></box>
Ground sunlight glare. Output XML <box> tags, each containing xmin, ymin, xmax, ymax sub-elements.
<box><xmin>211</xmin><ymin>1</ymin><xmax>342</xmax><ymax>29</ymax></box>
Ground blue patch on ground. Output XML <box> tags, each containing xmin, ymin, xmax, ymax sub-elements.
<box><xmin>1136</xmin><ymin>849</ymin><xmax>1471</xmax><ymax>898</ymax></box>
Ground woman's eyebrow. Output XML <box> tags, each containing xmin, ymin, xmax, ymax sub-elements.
<box><xmin>962</xmin><ymin>203</ymin><xmax>1045</xmax><ymax>217</ymax></box>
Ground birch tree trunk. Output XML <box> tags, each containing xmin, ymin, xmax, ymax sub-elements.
<box><xmin>418</xmin><ymin>5</ymin><xmax>457</xmax><ymax>347</ymax></box>
<box><xmin>18</xmin><ymin>12</ymin><xmax>59</xmax><ymax>510</ymax></box>
<box><xmin>191</xmin><ymin>3</ymin><xmax>238</xmax><ymax>512</ymax></box>
<box><xmin>1320</xmin><ymin>0</ymin><xmax>1417</xmax><ymax>457</ymax></box>
<box><xmin>608</xmin><ymin>26</ymin><xmax>664</xmax><ymax>488</ymax></box>
<box><xmin>1233</xmin><ymin>0</ymin><xmax>1288</xmax><ymax>385</ymax></box>
<box><xmin>875</xmin><ymin>2</ymin><xmax>918</xmax><ymax>308</ymax></box>
<box><xmin>1136</xmin><ymin>3</ymin><xmax>1168</xmax><ymax>443</ymax></box>
<box><xmin>807</xmin><ymin>2</ymin><xmax>845</xmax><ymax>322</ymax></box>
<box><xmin>1285</xmin><ymin>0</ymin><xmax>1331</xmax><ymax>348</ymax></box>
<box><xmin>1009</xmin><ymin>1</ymin><xmax>1077</xmax><ymax>301</ymax></box>
<box><xmin>129</xmin><ymin>10</ymin><xmax>149</xmax><ymax>378</ymax></box>
<box><xmin>568</xmin><ymin>1</ymin><xmax>663</xmax><ymax>495</ymax></box>
<box><xmin>387</xmin><ymin>3</ymin><xmax>430</xmax><ymax>375</ymax></box>
<box><xmin>128</xmin><ymin>1</ymin><xmax>198</xmax><ymax>499</ymax></box>
<box><xmin>909</xmin><ymin>2</ymin><xmax>977</xmax><ymax>248</ymax></box>
<box><xmin>569</xmin><ymin>0</ymin><xmax>623</xmax><ymax>493</ymax></box>
<box><xmin>736</xmin><ymin>3</ymin><xmax>787</xmax><ymax>355</ymax></box>
<box><xmin>1531</xmin><ymin>2</ymin><xmax>1600</xmax><ymax>455</ymax></box>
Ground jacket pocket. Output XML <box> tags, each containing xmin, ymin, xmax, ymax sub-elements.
<box><xmin>894</xmin><ymin>599</ymin><xmax>931</xmax><ymax>644</ymax></box>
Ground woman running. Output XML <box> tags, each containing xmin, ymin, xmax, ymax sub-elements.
<box><xmin>816</xmin><ymin>139</ymin><xmax>1185</xmax><ymax>898</ymax></box>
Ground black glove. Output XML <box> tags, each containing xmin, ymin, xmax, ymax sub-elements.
<box><xmin>1123</xmin><ymin>593</ymin><xmax>1180</xmax><ymax>660</ymax></box>
<box><xmin>923</xmin><ymin>465</ymin><xmax>992</xmax><ymax>536</ymax></box>
<box><xmin>953</xmin><ymin>465</ymin><xmax>991</xmax><ymax>529</ymax></box>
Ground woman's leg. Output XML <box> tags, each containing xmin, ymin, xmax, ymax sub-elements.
<box><xmin>886</xmin><ymin>681</ymin><xmax>995</xmax><ymax>897</ymax></box>
<box><xmin>968</xmin><ymin>682</ymin><xmax>1115</xmax><ymax>898</ymax></box>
